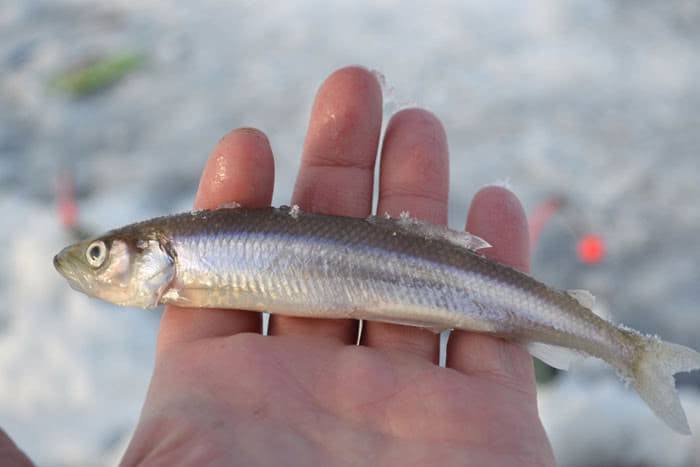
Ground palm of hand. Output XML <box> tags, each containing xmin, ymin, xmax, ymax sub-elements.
<box><xmin>127</xmin><ymin>334</ymin><xmax>549</xmax><ymax>466</ymax></box>
<box><xmin>121</xmin><ymin>67</ymin><xmax>555</xmax><ymax>466</ymax></box>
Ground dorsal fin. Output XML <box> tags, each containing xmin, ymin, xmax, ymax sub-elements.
<box><xmin>367</xmin><ymin>213</ymin><xmax>491</xmax><ymax>251</ymax></box>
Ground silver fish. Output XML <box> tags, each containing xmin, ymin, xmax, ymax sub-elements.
<box><xmin>54</xmin><ymin>205</ymin><xmax>700</xmax><ymax>434</ymax></box>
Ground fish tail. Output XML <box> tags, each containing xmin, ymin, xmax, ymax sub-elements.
<box><xmin>619</xmin><ymin>329</ymin><xmax>700</xmax><ymax>434</ymax></box>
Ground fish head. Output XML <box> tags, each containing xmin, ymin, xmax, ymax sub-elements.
<box><xmin>54</xmin><ymin>230</ymin><xmax>175</xmax><ymax>308</ymax></box>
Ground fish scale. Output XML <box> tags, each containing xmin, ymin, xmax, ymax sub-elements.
<box><xmin>149</xmin><ymin>208</ymin><xmax>619</xmax><ymax>345</ymax></box>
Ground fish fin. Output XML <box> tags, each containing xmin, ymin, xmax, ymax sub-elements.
<box><xmin>618</xmin><ymin>329</ymin><xmax>700</xmax><ymax>435</ymax></box>
<box><xmin>384</xmin><ymin>320</ymin><xmax>450</xmax><ymax>334</ymax></box>
<box><xmin>435</xmin><ymin>228</ymin><xmax>491</xmax><ymax>251</ymax></box>
<box><xmin>362</xmin><ymin>314</ymin><xmax>451</xmax><ymax>334</ymax></box>
<box><xmin>527</xmin><ymin>342</ymin><xmax>584</xmax><ymax>370</ymax></box>
<box><xmin>429</xmin><ymin>325</ymin><xmax>452</xmax><ymax>333</ymax></box>
<box><xmin>418</xmin><ymin>325</ymin><xmax>451</xmax><ymax>334</ymax></box>
<box><xmin>566</xmin><ymin>289</ymin><xmax>615</xmax><ymax>320</ymax></box>
<box><xmin>566</xmin><ymin>289</ymin><xmax>596</xmax><ymax>309</ymax></box>
<box><xmin>367</xmin><ymin>214</ymin><xmax>491</xmax><ymax>251</ymax></box>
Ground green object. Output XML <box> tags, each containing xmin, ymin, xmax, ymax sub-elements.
<box><xmin>52</xmin><ymin>52</ymin><xmax>145</xmax><ymax>97</ymax></box>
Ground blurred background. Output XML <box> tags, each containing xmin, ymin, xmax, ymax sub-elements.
<box><xmin>2</xmin><ymin>0</ymin><xmax>700</xmax><ymax>465</ymax></box>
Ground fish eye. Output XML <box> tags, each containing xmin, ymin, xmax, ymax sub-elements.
<box><xmin>86</xmin><ymin>241</ymin><xmax>107</xmax><ymax>268</ymax></box>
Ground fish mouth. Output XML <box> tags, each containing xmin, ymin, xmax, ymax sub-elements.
<box><xmin>53</xmin><ymin>245</ymin><xmax>74</xmax><ymax>276</ymax></box>
<box><xmin>53</xmin><ymin>245</ymin><xmax>91</xmax><ymax>293</ymax></box>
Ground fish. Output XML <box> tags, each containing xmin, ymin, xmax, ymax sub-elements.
<box><xmin>53</xmin><ymin>205</ymin><xmax>700</xmax><ymax>434</ymax></box>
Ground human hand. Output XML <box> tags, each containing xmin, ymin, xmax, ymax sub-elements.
<box><xmin>121</xmin><ymin>66</ymin><xmax>556</xmax><ymax>467</ymax></box>
<box><xmin>0</xmin><ymin>429</ymin><xmax>34</xmax><ymax>467</ymax></box>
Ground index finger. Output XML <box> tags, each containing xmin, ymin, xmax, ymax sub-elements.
<box><xmin>156</xmin><ymin>128</ymin><xmax>274</xmax><ymax>355</ymax></box>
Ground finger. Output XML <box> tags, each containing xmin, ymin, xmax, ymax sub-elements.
<box><xmin>361</xmin><ymin>109</ymin><xmax>448</xmax><ymax>362</ymax></box>
<box><xmin>157</xmin><ymin>128</ymin><xmax>274</xmax><ymax>354</ymax></box>
<box><xmin>446</xmin><ymin>186</ymin><xmax>537</xmax><ymax>387</ymax></box>
<box><xmin>0</xmin><ymin>429</ymin><xmax>34</xmax><ymax>467</ymax></box>
<box><xmin>268</xmin><ymin>66</ymin><xmax>382</xmax><ymax>343</ymax></box>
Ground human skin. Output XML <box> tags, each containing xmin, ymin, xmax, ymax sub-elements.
<box><xmin>114</xmin><ymin>66</ymin><xmax>556</xmax><ymax>466</ymax></box>
<box><xmin>0</xmin><ymin>430</ymin><xmax>33</xmax><ymax>467</ymax></box>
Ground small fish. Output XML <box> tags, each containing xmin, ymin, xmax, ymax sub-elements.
<box><xmin>54</xmin><ymin>205</ymin><xmax>700</xmax><ymax>434</ymax></box>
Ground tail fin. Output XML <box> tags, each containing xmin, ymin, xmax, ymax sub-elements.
<box><xmin>621</xmin><ymin>333</ymin><xmax>700</xmax><ymax>434</ymax></box>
